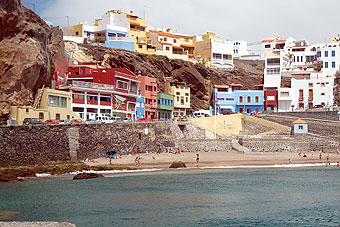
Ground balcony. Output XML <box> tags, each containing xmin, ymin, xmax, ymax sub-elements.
<box><xmin>299</xmin><ymin>97</ymin><xmax>304</xmax><ymax>102</ymax></box>
<box><xmin>71</xmin><ymin>81</ymin><xmax>115</xmax><ymax>91</ymax></box>
<box><xmin>308</xmin><ymin>96</ymin><xmax>313</xmax><ymax>101</ymax></box>
<box><xmin>100</xmin><ymin>101</ymin><xmax>111</xmax><ymax>106</ymax></box>
<box><xmin>107</xmin><ymin>36</ymin><xmax>134</xmax><ymax>42</ymax></box>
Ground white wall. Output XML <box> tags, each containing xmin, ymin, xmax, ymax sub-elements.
<box><xmin>211</xmin><ymin>39</ymin><xmax>234</xmax><ymax>69</ymax></box>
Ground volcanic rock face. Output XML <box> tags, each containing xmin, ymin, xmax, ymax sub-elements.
<box><xmin>65</xmin><ymin>42</ymin><xmax>264</xmax><ymax>110</ymax></box>
<box><xmin>0</xmin><ymin>0</ymin><xmax>62</xmax><ymax>119</ymax></box>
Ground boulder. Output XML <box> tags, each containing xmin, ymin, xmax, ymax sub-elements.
<box><xmin>169</xmin><ymin>161</ymin><xmax>187</xmax><ymax>168</ymax></box>
<box><xmin>73</xmin><ymin>172</ymin><xmax>104</xmax><ymax>180</ymax></box>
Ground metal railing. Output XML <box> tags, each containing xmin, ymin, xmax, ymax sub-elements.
<box><xmin>72</xmin><ymin>81</ymin><xmax>115</xmax><ymax>91</ymax></box>
<box><xmin>107</xmin><ymin>36</ymin><xmax>134</xmax><ymax>42</ymax></box>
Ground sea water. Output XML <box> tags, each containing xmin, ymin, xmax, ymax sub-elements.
<box><xmin>0</xmin><ymin>167</ymin><xmax>340</xmax><ymax>226</ymax></box>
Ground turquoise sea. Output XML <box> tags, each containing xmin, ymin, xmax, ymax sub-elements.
<box><xmin>0</xmin><ymin>167</ymin><xmax>340</xmax><ymax>226</ymax></box>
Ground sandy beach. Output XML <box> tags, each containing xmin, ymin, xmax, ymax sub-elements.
<box><xmin>87</xmin><ymin>151</ymin><xmax>340</xmax><ymax>169</ymax></box>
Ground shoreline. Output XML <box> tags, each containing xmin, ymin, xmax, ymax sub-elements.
<box><xmin>1</xmin><ymin>150</ymin><xmax>339</xmax><ymax>183</ymax></box>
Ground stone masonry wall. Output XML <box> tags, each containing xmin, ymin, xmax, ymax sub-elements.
<box><xmin>264</xmin><ymin>111</ymin><xmax>338</xmax><ymax>121</ymax></box>
<box><xmin>0</xmin><ymin>122</ymin><xmax>182</xmax><ymax>167</ymax></box>
<box><xmin>176</xmin><ymin>139</ymin><xmax>232</xmax><ymax>152</ymax></box>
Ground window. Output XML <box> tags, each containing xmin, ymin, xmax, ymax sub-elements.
<box><xmin>332</xmin><ymin>61</ymin><xmax>336</xmax><ymax>68</ymax></box>
<box><xmin>165</xmin><ymin>46</ymin><xmax>170</xmax><ymax>51</ymax></box>
<box><xmin>138</xmin><ymin>44</ymin><xmax>142</xmax><ymax>49</ymax></box>
<box><xmin>140</xmin><ymin>27</ymin><xmax>145</xmax><ymax>31</ymax></box>
<box><xmin>267</xmin><ymin>58</ymin><xmax>280</xmax><ymax>65</ymax></box>
<box><xmin>226</xmin><ymin>98</ymin><xmax>234</xmax><ymax>101</ymax></box>
<box><xmin>186</xmin><ymin>97</ymin><xmax>188</xmax><ymax>102</ymax></box>
<box><xmin>164</xmin><ymin>37</ymin><xmax>167</xmax><ymax>41</ymax></box>
<box><xmin>298</xmin><ymin>125</ymin><xmax>303</xmax><ymax>130</ymax></box>
<box><xmin>181</xmin><ymin>97</ymin><xmax>184</xmax><ymax>105</ymax></box>
<box><xmin>309</xmin><ymin>83</ymin><xmax>313</xmax><ymax>88</ymax></box>
<box><xmin>325</xmin><ymin>51</ymin><xmax>328</xmax><ymax>57</ymax></box>
<box><xmin>185</xmin><ymin>93</ymin><xmax>189</xmax><ymax>96</ymax></box>
<box><xmin>293</xmin><ymin>56</ymin><xmax>295</xmax><ymax>62</ymax></box>
<box><xmin>255</xmin><ymin>96</ymin><xmax>259</xmax><ymax>103</ymax></box>
<box><xmin>100</xmin><ymin>96</ymin><xmax>111</xmax><ymax>102</ymax></box>
<box><xmin>217</xmin><ymin>98</ymin><xmax>225</xmax><ymax>101</ymax></box>
<box><xmin>223</xmin><ymin>54</ymin><xmax>229</xmax><ymax>60</ymax></box>
<box><xmin>176</xmin><ymin>92</ymin><xmax>180</xmax><ymax>95</ymax></box>
<box><xmin>301</xmin><ymin>56</ymin><xmax>303</xmax><ymax>62</ymax></box>
<box><xmin>56</xmin><ymin>113</ymin><xmax>60</xmax><ymax>120</ymax></box>
<box><xmin>154</xmin><ymin>86</ymin><xmax>157</xmax><ymax>91</ymax></box>
<box><xmin>72</xmin><ymin>94</ymin><xmax>84</xmax><ymax>100</ymax></box>
<box><xmin>239</xmin><ymin>96</ymin><xmax>243</xmax><ymax>103</ymax></box>
<box><xmin>75</xmin><ymin>31</ymin><xmax>79</xmax><ymax>36</ymax></box>
<box><xmin>87</xmin><ymin>95</ymin><xmax>98</xmax><ymax>101</ymax></box>
<box><xmin>48</xmin><ymin>95</ymin><xmax>59</xmax><ymax>107</ymax></box>
<box><xmin>332</xmin><ymin>50</ymin><xmax>336</xmax><ymax>57</ymax></box>
<box><xmin>321</xmin><ymin>93</ymin><xmax>325</xmax><ymax>96</ymax></box>
<box><xmin>60</xmin><ymin>97</ymin><xmax>67</xmax><ymax>108</ymax></box>
<box><xmin>39</xmin><ymin>112</ymin><xmax>44</xmax><ymax>120</ymax></box>
<box><xmin>212</xmin><ymin>53</ymin><xmax>222</xmax><ymax>59</ymax></box>
<box><xmin>173</xmin><ymin>39</ymin><xmax>177</xmax><ymax>43</ymax></box>
<box><xmin>325</xmin><ymin>62</ymin><xmax>328</xmax><ymax>68</ymax></box>
<box><xmin>265</xmin><ymin>44</ymin><xmax>271</xmax><ymax>48</ymax></box>
<box><xmin>297</xmin><ymin>56</ymin><xmax>299</xmax><ymax>62</ymax></box>
<box><xmin>267</xmin><ymin>68</ymin><xmax>280</xmax><ymax>75</ymax></box>
<box><xmin>177</xmin><ymin>97</ymin><xmax>179</xmax><ymax>101</ymax></box>
<box><xmin>26</xmin><ymin>108</ymin><xmax>29</xmax><ymax>113</ymax></box>
<box><xmin>158</xmin><ymin>99</ymin><xmax>160</xmax><ymax>105</ymax></box>
<box><xmin>247</xmin><ymin>96</ymin><xmax>251</xmax><ymax>103</ymax></box>
<box><xmin>116</xmin><ymin>80</ymin><xmax>128</xmax><ymax>90</ymax></box>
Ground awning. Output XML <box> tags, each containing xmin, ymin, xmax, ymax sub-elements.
<box><xmin>129</xmin><ymin>20</ymin><xmax>140</xmax><ymax>26</ymax></box>
<box><xmin>180</xmin><ymin>44</ymin><xmax>194</xmax><ymax>48</ymax></box>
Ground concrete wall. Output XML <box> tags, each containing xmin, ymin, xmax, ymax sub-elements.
<box><xmin>262</xmin><ymin>111</ymin><xmax>338</xmax><ymax>121</ymax></box>
<box><xmin>0</xmin><ymin>122</ymin><xmax>183</xmax><ymax>167</ymax></box>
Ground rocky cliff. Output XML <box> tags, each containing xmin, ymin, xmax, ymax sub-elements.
<box><xmin>65</xmin><ymin>42</ymin><xmax>264</xmax><ymax>110</ymax></box>
<box><xmin>0</xmin><ymin>0</ymin><xmax>63</xmax><ymax>119</ymax></box>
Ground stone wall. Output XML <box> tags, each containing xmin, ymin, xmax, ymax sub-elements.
<box><xmin>175</xmin><ymin>139</ymin><xmax>232</xmax><ymax>152</ymax></box>
<box><xmin>0</xmin><ymin>122</ymin><xmax>182</xmax><ymax>167</ymax></box>
<box><xmin>263</xmin><ymin>111</ymin><xmax>338</xmax><ymax>121</ymax></box>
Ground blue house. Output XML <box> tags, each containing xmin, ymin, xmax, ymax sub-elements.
<box><xmin>136</xmin><ymin>96</ymin><xmax>145</xmax><ymax>120</ymax></box>
<box><xmin>105</xmin><ymin>29</ymin><xmax>134</xmax><ymax>51</ymax></box>
<box><xmin>214</xmin><ymin>84</ymin><xmax>265</xmax><ymax>115</ymax></box>
<box><xmin>291</xmin><ymin>118</ymin><xmax>308</xmax><ymax>134</ymax></box>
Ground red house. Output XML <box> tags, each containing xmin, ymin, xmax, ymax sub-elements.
<box><xmin>264</xmin><ymin>90</ymin><xmax>278</xmax><ymax>112</ymax></box>
<box><xmin>58</xmin><ymin>65</ymin><xmax>140</xmax><ymax>120</ymax></box>
<box><xmin>138</xmin><ymin>75</ymin><xmax>157</xmax><ymax>120</ymax></box>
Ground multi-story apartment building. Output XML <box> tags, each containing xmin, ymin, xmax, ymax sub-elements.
<box><xmin>214</xmin><ymin>84</ymin><xmax>264</xmax><ymax>115</ymax></box>
<box><xmin>195</xmin><ymin>32</ymin><xmax>234</xmax><ymax>69</ymax></box>
<box><xmin>233</xmin><ymin>40</ymin><xmax>251</xmax><ymax>59</ymax></box>
<box><xmin>63</xmin><ymin>10</ymin><xmax>134</xmax><ymax>51</ymax></box>
<box><xmin>263</xmin><ymin>36</ymin><xmax>339</xmax><ymax>111</ymax></box>
<box><xmin>147</xmin><ymin>30</ymin><xmax>189</xmax><ymax>61</ymax></box>
<box><xmin>58</xmin><ymin>65</ymin><xmax>140</xmax><ymax>120</ymax></box>
<box><xmin>165</xmin><ymin>82</ymin><xmax>190</xmax><ymax>117</ymax></box>
<box><xmin>138</xmin><ymin>75</ymin><xmax>157</xmax><ymax>120</ymax></box>
<box><xmin>157</xmin><ymin>92</ymin><xmax>174</xmax><ymax>120</ymax></box>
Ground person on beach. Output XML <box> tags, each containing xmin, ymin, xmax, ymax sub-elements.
<box><xmin>289</xmin><ymin>158</ymin><xmax>292</xmax><ymax>164</ymax></box>
<box><xmin>319</xmin><ymin>153</ymin><xmax>322</xmax><ymax>160</ymax></box>
<box><xmin>196</xmin><ymin>153</ymin><xmax>200</xmax><ymax>165</ymax></box>
<box><xmin>337</xmin><ymin>162</ymin><xmax>340</xmax><ymax>167</ymax></box>
<box><xmin>135</xmin><ymin>155</ymin><xmax>141</xmax><ymax>166</ymax></box>
<box><xmin>327</xmin><ymin>154</ymin><xmax>330</xmax><ymax>162</ymax></box>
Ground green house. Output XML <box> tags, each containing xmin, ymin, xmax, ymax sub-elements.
<box><xmin>157</xmin><ymin>92</ymin><xmax>174</xmax><ymax>120</ymax></box>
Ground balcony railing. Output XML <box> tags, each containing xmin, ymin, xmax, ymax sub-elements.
<box><xmin>107</xmin><ymin>36</ymin><xmax>134</xmax><ymax>42</ymax></box>
<box><xmin>72</xmin><ymin>81</ymin><xmax>115</xmax><ymax>91</ymax></box>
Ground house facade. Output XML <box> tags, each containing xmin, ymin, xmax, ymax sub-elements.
<box><xmin>138</xmin><ymin>75</ymin><xmax>157</xmax><ymax>120</ymax></box>
<box><xmin>157</xmin><ymin>92</ymin><xmax>174</xmax><ymax>120</ymax></box>
<box><xmin>165</xmin><ymin>82</ymin><xmax>190</xmax><ymax>117</ymax></box>
<box><xmin>10</xmin><ymin>89</ymin><xmax>78</xmax><ymax>125</ymax></box>
<box><xmin>58</xmin><ymin>65</ymin><xmax>140</xmax><ymax>120</ymax></box>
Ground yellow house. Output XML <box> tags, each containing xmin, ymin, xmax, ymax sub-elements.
<box><xmin>10</xmin><ymin>89</ymin><xmax>79</xmax><ymax>125</ymax></box>
<box><xmin>125</xmin><ymin>11</ymin><xmax>156</xmax><ymax>55</ymax></box>
<box><xmin>165</xmin><ymin>82</ymin><xmax>191</xmax><ymax>117</ymax></box>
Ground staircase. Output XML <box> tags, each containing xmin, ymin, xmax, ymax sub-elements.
<box><xmin>33</xmin><ymin>85</ymin><xmax>45</xmax><ymax>109</ymax></box>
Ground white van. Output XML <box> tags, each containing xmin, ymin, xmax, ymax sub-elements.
<box><xmin>96</xmin><ymin>116</ymin><xmax>114</xmax><ymax>123</ymax></box>
<box><xmin>193</xmin><ymin>110</ymin><xmax>211</xmax><ymax>118</ymax></box>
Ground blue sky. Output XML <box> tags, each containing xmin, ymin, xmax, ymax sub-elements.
<box><xmin>26</xmin><ymin>0</ymin><xmax>340</xmax><ymax>45</ymax></box>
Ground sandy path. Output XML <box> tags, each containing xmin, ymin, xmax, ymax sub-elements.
<box><xmin>87</xmin><ymin>151</ymin><xmax>340</xmax><ymax>169</ymax></box>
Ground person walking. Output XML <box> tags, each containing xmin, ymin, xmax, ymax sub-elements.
<box><xmin>196</xmin><ymin>153</ymin><xmax>200</xmax><ymax>166</ymax></box>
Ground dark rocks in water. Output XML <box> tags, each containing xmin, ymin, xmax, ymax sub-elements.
<box><xmin>73</xmin><ymin>172</ymin><xmax>104</xmax><ymax>180</ymax></box>
<box><xmin>169</xmin><ymin>161</ymin><xmax>187</xmax><ymax>168</ymax></box>
<box><xmin>0</xmin><ymin>173</ymin><xmax>22</xmax><ymax>183</ymax></box>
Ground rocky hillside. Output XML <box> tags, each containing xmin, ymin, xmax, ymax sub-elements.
<box><xmin>65</xmin><ymin>42</ymin><xmax>264</xmax><ymax>110</ymax></box>
<box><xmin>0</xmin><ymin>0</ymin><xmax>63</xmax><ymax>119</ymax></box>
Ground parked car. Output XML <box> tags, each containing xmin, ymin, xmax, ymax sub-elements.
<box><xmin>110</xmin><ymin>116</ymin><xmax>121</xmax><ymax>122</ymax></box>
<box><xmin>23</xmin><ymin>118</ymin><xmax>43</xmax><ymax>125</ymax></box>
<box><xmin>122</xmin><ymin>117</ymin><xmax>132</xmax><ymax>122</ymax></box>
<box><xmin>137</xmin><ymin>118</ymin><xmax>151</xmax><ymax>122</ymax></box>
<box><xmin>59</xmin><ymin>119</ymin><xmax>70</xmax><ymax>125</ymax></box>
<box><xmin>85</xmin><ymin>119</ymin><xmax>99</xmax><ymax>124</ymax></box>
<box><xmin>313</xmin><ymin>104</ymin><xmax>323</xmax><ymax>108</ymax></box>
<box><xmin>70</xmin><ymin>119</ymin><xmax>83</xmax><ymax>124</ymax></box>
<box><xmin>44</xmin><ymin>119</ymin><xmax>59</xmax><ymax>125</ymax></box>
<box><xmin>223</xmin><ymin>110</ymin><xmax>233</xmax><ymax>115</ymax></box>
<box><xmin>96</xmin><ymin>116</ymin><xmax>114</xmax><ymax>123</ymax></box>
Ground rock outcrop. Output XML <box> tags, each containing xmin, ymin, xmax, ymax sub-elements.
<box><xmin>65</xmin><ymin>42</ymin><xmax>264</xmax><ymax>110</ymax></box>
<box><xmin>169</xmin><ymin>161</ymin><xmax>187</xmax><ymax>168</ymax></box>
<box><xmin>0</xmin><ymin>0</ymin><xmax>63</xmax><ymax>119</ymax></box>
<box><xmin>73</xmin><ymin>172</ymin><xmax>104</xmax><ymax>180</ymax></box>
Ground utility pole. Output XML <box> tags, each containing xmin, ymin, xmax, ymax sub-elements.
<box><xmin>66</xmin><ymin>16</ymin><xmax>69</xmax><ymax>26</ymax></box>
